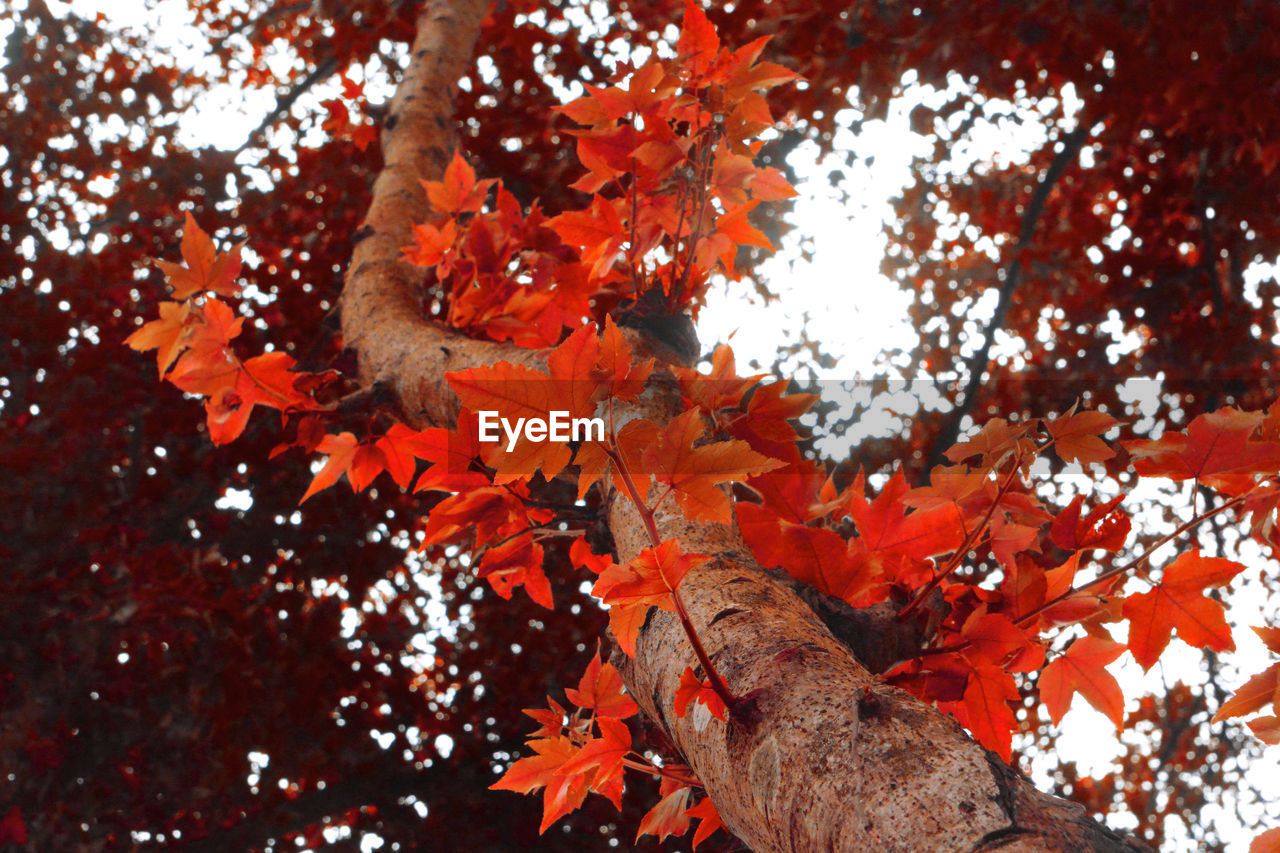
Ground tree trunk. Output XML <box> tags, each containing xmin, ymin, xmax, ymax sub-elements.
<box><xmin>339</xmin><ymin>2</ymin><xmax>1145</xmax><ymax>850</ymax></box>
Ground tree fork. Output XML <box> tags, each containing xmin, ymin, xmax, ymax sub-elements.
<box><xmin>338</xmin><ymin>1</ymin><xmax>1145</xmax><ymax>850</ymax></box>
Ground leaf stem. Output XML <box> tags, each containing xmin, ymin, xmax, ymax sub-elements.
<box><xmin>605</xmin><ymin>413</ymin><xmax>739</xmax><ymax>710</ymax></box>
<box><xmin>897</xmin><ymin>452</ymin><xmax>1024</xmax><ymax>620</ymax></box>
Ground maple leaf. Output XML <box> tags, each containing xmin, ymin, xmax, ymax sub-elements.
<box><xmin>522</xmin><ymin>697</ymin><xmax>569</xmax><ymax>739</ymax></box>
<box><xmin>477</xmin><ymin>533</ymin><xmax>552</xmax><ymax>609</ymax></box>
<box><xmin>446</xmin><ymin>361</ymin><xmax>572</xmax><ymax>483</ymax></box>
<box><xmin>674</xmin><ymin>665</ymin><xmax>728</xmax><ymax>721</ymax></box>
<box><xmin>684</xmin><ymin>796</ymin><xmax>725</xmax><ymax>850</ymax></box>
<box><xmin>608</xmin><ymin>603</ymin><xmax>652</xmax><ymax>658</ymax></box>
<box><xmin>1249</xmin><ymin>716</ymin><xmax>1280</xmax><ymax>745</ymax></box>
<box><xmin>153</xmin><ymin>211</ymin><xmax>245</xmax><ymax>299</ymax></box>
<box><xmin>737</xmin><ymin>503</ymin><xmax>881</xmax><ymax>603</ymax></box>
<box><xmin>1124</xmin><ymin>407</ymin><xmax>1280</xmax><ymax>486</ymax></box>
<box><xmin>202</xmin><ymin>386</ymin><xmax>252</xmax><ymax>446</ymax></box>
<box><xmin>729</xmin><ymin>380</ymin><xmax>816</xmax><ymax>462</ymax></box>
<box><xmin>672</xmin><ymin>343</ymin><xmax>762</xmax><ymax>412</ymax></box>
<box><xmin>1049</xmin><ymin>495</ymin><xmax>1130</xmax><ymax>553</ymax></box>
<box><xmin>593</xmin><ymin>540</ymin><xmax>705</xmax><ymax>609</ymax></box>
<box><xmin>1122</xmin><ymin>550</ymin><xmax>1245</xmax><ymax>669</ymax></box>
<box><xmin>1211</xmin><ymin>662</ymin><xmax>1279</xmax><ymax>723</ymax></box>
<box><xmin>642</xmin><ymin>409</ymin><xmax>785</xmax><ymax>524</ymax></box>
<box><xmin>846</xmin><ymin>470</ymin><xmax>966</xmax><ymax>561</ymax></box>
<box><xmin>549</xmin><ymin>196</ymin><xmax>626</xmax><ymax>280</ymax></box>
<box><xmin>1252</xmin><ymin>827</ymin><xmax>1280</xmax><ymax>853</ymax></box>
<box><xmin>1211</xmin><ymin>625</ymin><xmax>1280</xmax><ymax>727</ymax></box>
<box><xmin>944</xmin><ymin>418</ymin><xmax>1034</xmax><ymax>470</ymax></box>
<box><xmin>544</xmin><ymin>318</ymin><xmax>651</xmax><ymax>416</ymax></box>
<box><xmin>1045</xmin><ymin>406</ymin><xmax>1119</xmax><ymax>466</ymax></box>
<box><xmin>569</xmin><ymin>537</ymin><xmax>614</xmax><ymax>575</ymax></box>
<box><xmin>637</xmin><ymin>785</ymin><xmax>692</xmax><ymax>843</ymax></box>
<box><xmin>299</xmin><ymin>432</ymin><xmax>360</xmax><ymax>502</ymax></box>
<box><xmin>345</xmin><ymin>443</ymin><xmax>388</xmax><ymax>493</ymax></box>
<box><xmin>555</xmin><ymin>717</ymin><xmax>631</xmax><ymax>809</ymax></box>
<box><xmin>676</xmin><ymin>0</ymin><xmax>719</xmax><ymax>69</ymax></box>
<box><xmin>564</xmin><ymin>648</ymin><xmax>639</xmax><ymax>719</ymax></box>
<box><xmin>595</xmin><ymin>316</ymin><xmax>653</xmax><ymax>402</ymax></box>
<box><xmin>956</xmin><ymin>663</ymin><xmax>1020</xmax><ymax>763</ymax></box>
<box><xmin>960</xmin><ymin>612</ymin><xmax>1037</xmax><ymax>671</ymax></box>
<box><xmin>401</xmin><ymin>219</ymin><xmax>457</xmax><ymax>268</ymax></box>
<box><xmin>371</xmin><ymin>424</ymin><xmax>424</xmax><ymax>490</ymax></box>
<box><xmin>421</xmin><ymin>151</ymin><xmax>494</xmax><ymax>215</ymax></box>
<box><xmin>988</xmin><ymin>514</ymin><xmax>1043</xmax><ymax>572</ymax></box>
<box><xmin>593</xmin><ymin>541</ymin><xmax>709</xmax><ymax>654</ymax></box>
<box><xmin>124</xmin><ymin>300</ymin><xmax>192</xmax><ymax>376</ymax></box>
<box><xmin>165</xmin><ymin>298</ymin><xmax>245</xmax><ymax>397</ymax></box>
<box><xmin>408</xmin><ymin>419</ymin><xmax>489</xmax><ymax>493</ymax></box>
<box><xmin>901</xmin><ymin>464</ymin><xmax>988</xmax><ymax>513</ymax></box>
<box><xmin>1038</xmin><ymin>636</ymin><xmax>1126</xmax><ymax>729</ymax></box>
<box><xmin>490</xmin><ymin>736</ymin><xmax>589</xmax><ymax>833</ymax></box>
<box><xmin>420</xmin><ymin>487</ymin><xmax>546</xmax><ymax>550</ymax></box>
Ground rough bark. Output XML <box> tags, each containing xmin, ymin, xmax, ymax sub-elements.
<box><xmin>338</xmin><ymin>2</ymin><xmax>1146</xmax><ymax>851</ymax></box>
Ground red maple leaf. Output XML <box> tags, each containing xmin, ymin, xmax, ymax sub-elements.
<box><xmin>1038</xmin><ymin>636</ymin><xmax>1126</xmax><ymax>729</ymax></box>
<box><xmin>153</xmin><ymin>211</ymin><xmax>245</xmax><ymax>299</ymax></box>
<box><xmin>1049</xmin><ymin>495</ymin><xmax>1130</xmax><ymax>553</ymax></box>
<box><xmin>1045</xmin><ymin>406</ymin><xmax>1120</xmax><ymax>466</ymax></box>
<box><xmin>592</xmin><ymin>541</ymin><xmax>709</xmax><ymax>654</ymax></box>
<box><xmin>1123</xmin><ymin>550</ymin><xmax>1245</xmax><ymax>669</ymax></box>
<box><xmin>674</xmin><ymin>665</ymin><xmax>728</xmax><ymax>721</ymax></box>
<box><xmin>489</xmin><ymin>736</ymin><xmax>588</xmax><ymax>833</ymax></box>
<box><xmin>1124</xmin><ymin>407</ymin><xmax>1280</xmax><ymax>486</ymax></box>
<box><xmin>555</xmin><ymin>717</ymin><xmax>631</xmax><ymax>808</ymax></box>
<box><xmin>564</xmin><ymin>648</ymin><xmax>639</xmax><ymax>719</ymax></box>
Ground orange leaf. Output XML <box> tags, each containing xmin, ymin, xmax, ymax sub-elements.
<box><xmin>1038</xmin><ymin>636</ymin><xmax>1126</xmax><ymax>728</ymax></box>
<box><xmin>565</xmin><ymin>648</ymin><xmax>639</xmax><ymax>719</ymax></box>
<box><xmin>685</xmin><ymin>796</ymin><xmax>725</xmax><ymax>850</ymax></box>
<box><xmin>674</xmin><ymin>665</ymin><xmax>727</xmax><ymax>721</ymax></box>
<box><xmin>737</xmin><ymin>504</ymin><xmax>881</xmax><ymax>603</ymax></box>
<box><xmin>153</xmin><ymin>211</ymin><xmax>244</xmax><ymax>299</ymax></box>
<box><xmin>641</xmin><ymin>409</ymin><xmax>784</xmax><ymax>523</ymax></box>
<box><xmin>1049</xmin><ymin>495</ymin><xmax>1129</xmax><ymax>553</ymax></box>
<box><xmin>672</xmin><ymin>343</ymin><xmax>761</xmax><ymax>412</ymax></box>
<box><xmin>637</xmin><ymin>786</ymin><xmax>692</xmax><ymax>843</ymax></box>
<box><xmin>1251</xmin><ymin>827</ymin><xmax>1280</xmax><ymax>853</ymax></box>
<box><xmin>961</xmin><ymin>612</ymin><xmax>1034</xmax><ymax>670</ymax></box>
<box><xmin>1045</xmin><ymin>406</ymin><xmax>1119</xmax><ymax>466</ymax></box>
<box><xmin>1248</xmin><ymin>716</ymin><xmax>1280</xmax><ymax>745</ymax></box>
<box><xmin>124</xmin><ymin>300</ymin><xmax>192</xmax><ymax>376</ymax></box>
<box><xmin>490</xmin><ymin>736</ymin><xmax>588</xmax><ymax>833</ymax></box>
<box><xmin>1124</xmin><ymin>407</ymin><xmax>1280</xmax><ymax>485</ymax></box>
<box><xmin>1122</xmin><ymin>550</ymin><xmax>1245</xmax><ymax>669</ymax></box>
<box><xmin>593</xmin><ymin>540</ymin><xmax>707</xmax><ymax>611</ymax></box>
<box><xmin>1211</xmin><ymin>662</ymin><xmax>1280</xmax><ymax>722</ymax></box>
<box><xmin>944</xmin><ymin>418</ymin><xmax>1033</xmax><ymax>470</ymax></box>
<box><xmin>555</xmin><ymin>717</ymin><xmax>631</xmax><ymax>809</ymax></box>
<box><xmin>476</xmin><ymin>534</ymin><xmax>552</xmax><ymax>609</ymax></box>
<box><xmin>422</xmin><ymin>151</ymin><xmax>494</xmax><ymax>215</ymax></box>
<box><xmin>959</xmin><ymin>664</ymin><xmax>1020</xmax><ymax>763</ymax></box>
<box><xmin>446</xmin><ymin>362</ymin><xmax>572</xmax><ymax>483</ymax></box>
<box><xmin>300</xmin><ymin>432</ymin><xmax>360</xmax><ymax>503</ymax></box>
<box><xmin>676</xmin><ymin>0</ymin><xmax>719</xmax><ymax>67</ymax></box>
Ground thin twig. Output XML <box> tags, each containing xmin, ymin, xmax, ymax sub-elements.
<box><xmin>924</xmin><ymin>124</ymin><xmax>1091</xmax><ymax>476</ymax></box>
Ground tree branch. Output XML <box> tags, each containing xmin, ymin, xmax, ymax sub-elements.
<box><xmin>238</xmin><ymin>56</ymin><xmax>339</xmax><ymax>152</ymax></box>
<box><xmin>335</xmin><ymin>5</ymin><xmax>1140</xmax><ymax>849</ymax></box>
<box><xmin>925</xmin><ymin>125</ymin><xmax>1090</xmax><ymax>475</ymax></box>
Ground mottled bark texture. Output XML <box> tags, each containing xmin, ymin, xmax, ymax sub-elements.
<box><xmin>338</xmin><ymin>2</ymin><xmax>1146</xmax><ymax>850</ymax></box>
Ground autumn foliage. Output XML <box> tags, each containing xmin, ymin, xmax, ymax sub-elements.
<box><xmin>6</xmin><ymin>0</ymin><xmax>1280</xmax><ymax>851</ymax></box>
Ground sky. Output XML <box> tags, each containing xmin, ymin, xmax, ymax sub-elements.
<box><xmin>16</xmin><ymin>0</ymin><xmax>1278</xmax><ymax>849</ymax></box>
